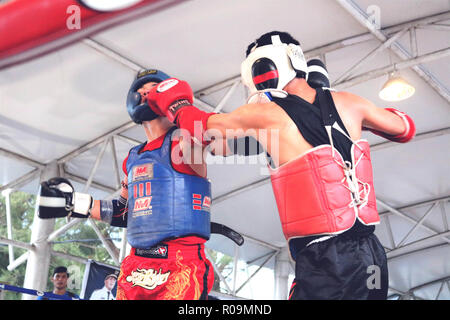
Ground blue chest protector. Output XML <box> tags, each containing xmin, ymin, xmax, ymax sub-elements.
<box><xmin>125</xmin><ymin>127</ymin><xmax>211</xmax><ymax>249</ymax></box>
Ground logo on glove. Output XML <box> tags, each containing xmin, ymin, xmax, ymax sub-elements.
<box><xmin>169</xmin><ymin>99</ymin><xmax>192</xmax><ymax>115</ymax></box>
<box><xmin>157</xmin><ymin>79</ymin><xmax>179</xmax><ymax>92</ymax></box>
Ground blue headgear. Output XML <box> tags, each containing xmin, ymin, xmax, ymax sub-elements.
<box><xmin>126</xmin><ymin>69</ymin><xmax>170</xmax><ymax>124</ymax></box>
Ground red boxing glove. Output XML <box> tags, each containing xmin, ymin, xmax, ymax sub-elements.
<box><xmin>147</xmin><ymin>78</ymin><xmax>194</xmax><ymax>122</ymax></box>
<box><xmin>364</xmin><ymin>108</ymin><xmax>416</xmax><ymax>143</ymax></box>
<box><xmin>147</xmin><ymin>78</ymin><xmax>215</xmax><ymax>144</ymax></box>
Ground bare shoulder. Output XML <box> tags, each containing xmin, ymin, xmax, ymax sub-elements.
<box><xmin>331</xmin><ymin>90</ymin><xmax>367</xmax><ymax>105</ymax></box>
<box><xmin>232</xmin><ymin>101</ymin><xmax>280</xmax><ymax>124</ymax></box>
<box><xmin>331</xmin><ymin>90</ymin><xmax>375</xmax><ymax>114</ymax></box>
<box><xmin>234</xmin><ymin>101</ymin><xmax>277</xmax><ymax>114</ymax></box>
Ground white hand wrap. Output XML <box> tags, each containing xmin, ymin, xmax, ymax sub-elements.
<box><xmin>72</xmin><ymin>192</ymin><xmax>93</xmax><ymax>216</ymax></box>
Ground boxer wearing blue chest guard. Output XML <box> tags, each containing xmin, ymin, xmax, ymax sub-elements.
<box><xmin>37</xmin><ymin>69</ymin><xmax>219</xmax><ymax>300</ymax></box>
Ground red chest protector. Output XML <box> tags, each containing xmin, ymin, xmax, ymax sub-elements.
<box><xmin>270</xmin><ymin>139</ymin><xmax>379</xmax><ymax>240</ymax></box>
<box><xmin>269</xmin><ymin>90</ymin><xmax>380</xmax><ymax>240</ymax></box>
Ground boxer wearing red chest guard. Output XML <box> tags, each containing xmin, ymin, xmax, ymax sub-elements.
<box><xmin>148</xmin><ymin>31</ymin><xmax>416</xmax><ymax>300</ymax></box>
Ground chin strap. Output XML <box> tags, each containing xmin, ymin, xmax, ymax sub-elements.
<box><xmin>247</xmin><ymin>89</ymin><xmax>288</xmax><ymax>104</ymax></box>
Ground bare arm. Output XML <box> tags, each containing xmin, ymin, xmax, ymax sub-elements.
<box><xmin>206</xmin><ymin>102</ymin><xmax>277</xmax><ymax>138</ymax></box>
<box><xmin>335</xmin><ymin>91</ymin><xmax>412</xmax><ymax>137</ymax></box>
<box><xmin>359</xmin><ymin>98</ymin><xmax>406</xmax><ymax>136</ymax></box>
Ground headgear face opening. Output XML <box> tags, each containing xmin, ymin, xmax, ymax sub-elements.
<box><xmin>126</xmin><ymin>69</ymin><xmax>170</xmax><ymax>124</ymax></box>
<box><xmin>241</xmin><ymin>33</ymin><xmax>308</xmax><ymax>104</ymax></box>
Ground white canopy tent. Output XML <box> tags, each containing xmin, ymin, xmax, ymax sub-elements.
<box><xmin>0</xmin><ymin>0</ymin><xmax>449</xmax><ymax>300</ymax></box>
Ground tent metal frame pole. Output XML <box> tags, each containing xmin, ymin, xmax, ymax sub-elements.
<box><xmin>2</xmin><ymin>189</ymin><xmax>15</xmax><ymax>265</ymax></box>
<box><xmin>235</xmin><ymin>250</ymin><xmax>277</xmax><ymax>294</ymax></box>
<box><xmin>370</xmin><ymin>127</ymin><xmax>450</xmax><ymax>152</ymax></box>
<box><xmin>379</xmin><ymin>195</ymin><xmax>450</xmax><ymax>215</ymax></box>
<box><xmin>419</xmin><ymin>24</ymin><xmax>450</xmax><ymax>32</ymax></box>
<box><xmin>440</xmin><ymin>201</ymin><xmax>449</xmax><ymax>231</ymax></box>
<box><xmin>109</xmin><ymin>136</ymin><xmax>122</xmax><ymax>190</ymax></box>
<box><xmin>0</xmin><ymin>237</ymin><xmax>34</xmax><ymax>251</ymax></box>
<box><xmin>0</xmin><ymin>148</ymin><xmax>45</xmax><ymax>170</ymax></box>
<box><xmin>0</xmin><ymin>169</ymin><xmax>41</xmax><ymax>194</ymax></box>
<box><xmin>387</xmin><ymin>237</ymin><xmax>450</xmax><ymax>260</ymax></box>
<box><xmin>382</xmin><ymin>214</ymin><xmax>396</xmax><ymax>250</ymax></box>
<box><xmin>273</xmin><ymin>247</ymin><xmax>290</xmax><ymax>300</ymax></box>
<box><xmin>409</xmin><ymin>276</ymin><xmax>450</xmax><ymax>294</ymax></box>
<box><xmin>88</xmin><ymin>219</ymin><xmax>120</xmax><ymax>265</ymax></box>
<box><xmin>119</xmin><ymin>228</ymin><xmax>128</xmax><ymax>262</ymax></box>
<box><xmin>57</xmin><ymin>121</ymin><xmax>136</xmax><ymax>165</ymax></box>
<box><xmin>213</xmin><ymin>79</ymin><xmax>241</xmax><ymax>113</ymax></box>
<box><xmin>63</xmin><ymin>172</ymin><xmax>116</xmax><ymax>194</ymax></box>
<box><xmin>242</xmin><ymin>234</ymin><xmax>282</xmax><ymax>252</ymax></box>
<box><xmin>396</xmin><ymin>202</ymin><xmax>439</xmax><ymax>248</ymax></box>
<box><xmin>204</xmin><ymin>250</ymin><xmax>233</xmax><ymax>294</ymax></box>
<box><xmin>82</xmin><ymin>37</ymin><xmax>216</xmax><ymax>113</ymax></box>
<box><xmin>23</xmin><ymin>162</ymin><xmax>58</xmax><ymax>300</ymax></box>
<box><xmin>335</xmin><ymin>47</ymin><xmax>450</xmax><ymax>89</ymax></box>
<box><xmin>335</xmin><ymin>0</ymin><xmax>450</xmax><ymax>103</ymax></box>
<box><xmin>410</xmin><ymin>27</ymin><xmax>418</xmax><ymax>58</ymax></box>
<box><xmin>377</xmin><ymin>199</ymin><xmax>450</xmax><ymax>245</ymax></box>
<box><xmin>83</xmin><ymin>138</ymin><xmax>110</xmax><ymax>193</ymax></box>
<box><xmin>332</xmin><ymin>27</ymin><xmax>410</xmax><ymax>84</ymax></box>
<box><xmin>47</xmin><ymin>218</ymin><xmax>85</xmax><ymax>243</ymax></box>
<box><xmin>7</xmin><ymin>252</ymin><xmax>29</xmax><ymax>271</ymax></box>
<box><xmin>304</xmin><ymin>11</ymin><xmax>450</xmax><ymax>60</ymax></box>
<box><xmin>435</xmin><ymin>281</ymin><xmax>445</xmax><ymax>300</ymax></box>
<box><xmin>232</xmin><ymin>244</ymin><xmax>239</xmax><ymax>295</ymax></box>
<box><xmin>115</xmin><ymin>134</ymin><xmax>141</xmax><ymax>146</ymax></box>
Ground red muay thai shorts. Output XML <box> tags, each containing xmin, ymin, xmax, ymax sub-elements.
<box><xmin>116</xmin><ymin>238</ymin><xmax>214</xmax><ymax>300</ymax></box>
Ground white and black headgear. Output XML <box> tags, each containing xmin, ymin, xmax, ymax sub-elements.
<box><xmin>241</xmin><ymin>31</ymin><xmax>308</xmax><ymax>103</ymax></box>
<box><xmin>306</xmin><ymin>59</ymin><xmax>330</xmax><ymax>89</ymax></box>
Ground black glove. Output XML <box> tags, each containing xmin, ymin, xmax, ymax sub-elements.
<box><xmin>38</xmin><ymin>177</ymin><xmax>93</xmax><ymax>219</ymax></box>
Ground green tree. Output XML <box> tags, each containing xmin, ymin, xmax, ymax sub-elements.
<box><xmin>206</xmin><ymin>248</ymin><xmax>234</xmax><ymax>293</ymax></box>
<box><xmin>0</xmin><ymin>190</ymin><xmax>122</xmax><ymax>300</ymax></box>
<box><xmin>0</xmin><ymin>191</ymin><xmax>35</xmax><ymax>299</ymax></box>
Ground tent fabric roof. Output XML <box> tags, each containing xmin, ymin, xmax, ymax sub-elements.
<box><xmin>1</xmin><ymin>0</ymin><xmax>449</xmax><ymax>299</ymax></box>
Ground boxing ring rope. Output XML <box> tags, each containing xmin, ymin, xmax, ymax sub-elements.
<box><xmin>0</xmin><ymin>283</ymin><xmax>83</xmax><ymax>300</ymax></box>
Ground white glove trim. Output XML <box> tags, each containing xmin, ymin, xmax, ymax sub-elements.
<box><xmin>38</xmin><ymin>196</ymin><xmax>66</xmax><ymax>208</ymax></box>
<box><xmin>73</xmin><ymin>192</ymin><xmax>93</xmax><ymax>215</ymax></box>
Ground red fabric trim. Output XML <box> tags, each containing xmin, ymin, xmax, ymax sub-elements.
<box><xmin>122</xmin><ymin>154</ymin><xmax>129</xmax><ymax>175</ymax></box>
<box><xmin>139</xmin><ymin>133</ymin><xmax>165</xmax><ymax>153</ymax></box>
<box><xmin>252</xmin><ymin>70</ymin><xmax>279</xmax><ymax>85</ymax></box>
<box><xmin>127</xmin><ymin>131</ymin><xmax>201</xmax><ymax>177</ymax></box>
<box><xmin>0</xmin><ymin>0</ymin><xmax>160</xmax><ymax>60</ymax></box>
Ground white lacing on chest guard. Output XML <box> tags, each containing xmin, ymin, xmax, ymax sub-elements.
<box><xmin>325</xmin><ymin>124</ymin><xmax>371</xmax><ymax>212</ymax></box>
